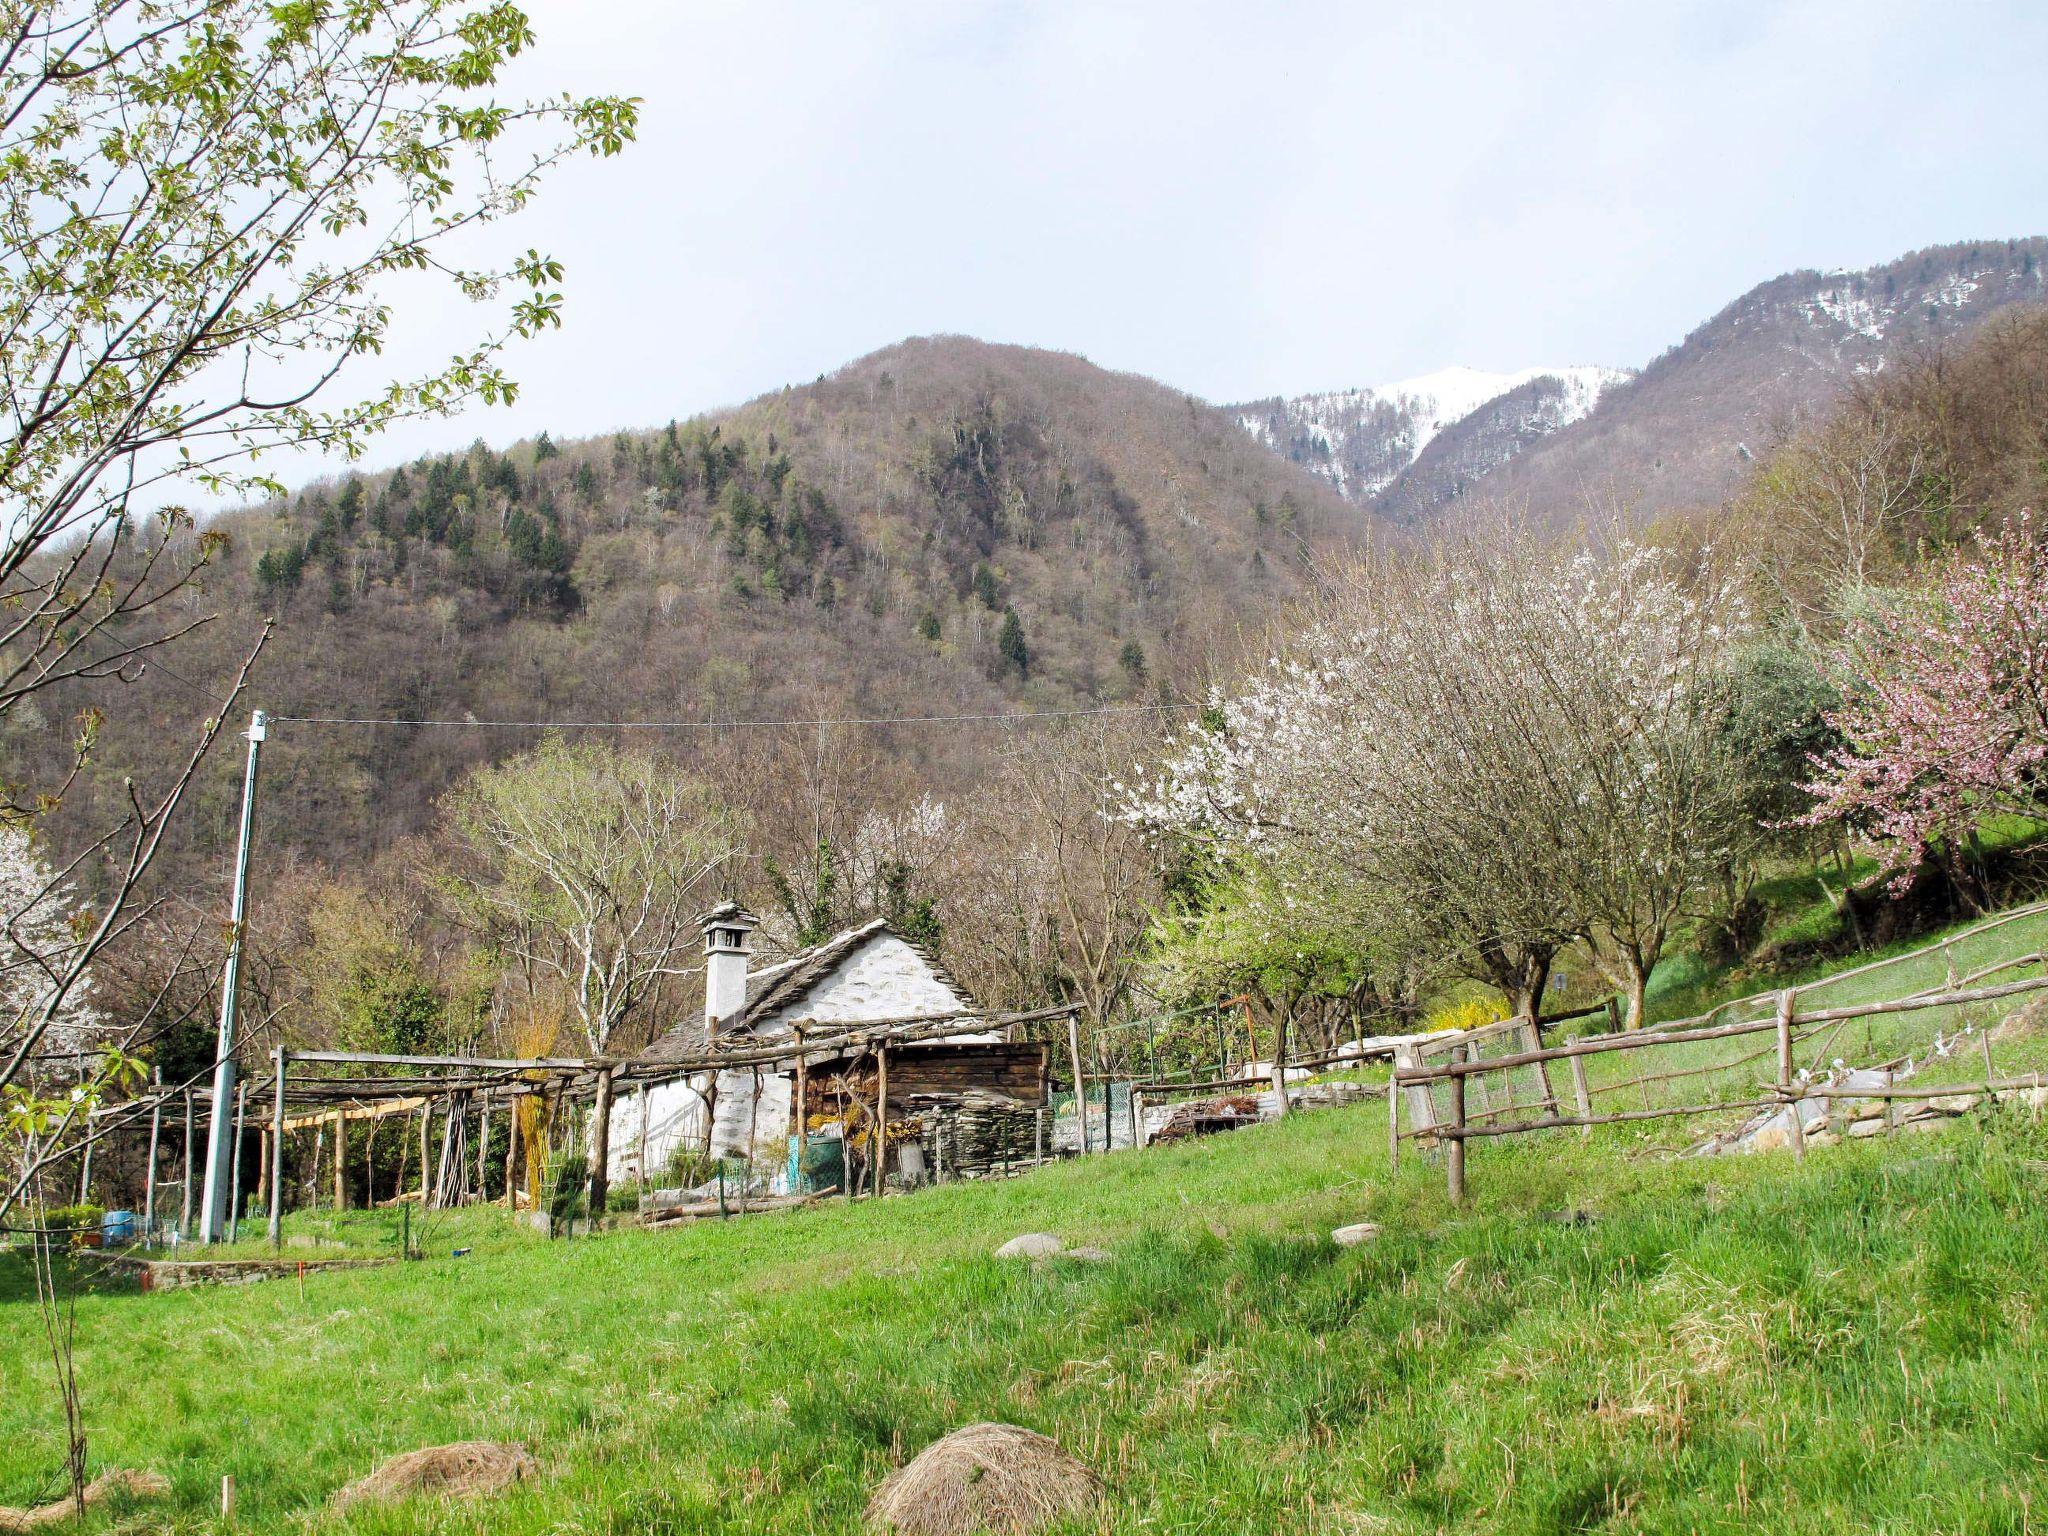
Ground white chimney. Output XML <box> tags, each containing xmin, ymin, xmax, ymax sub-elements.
<box><xmin>700</xmin><ymin>902</ymin><xmax>757</xmax><ymax>1036</ymax></box>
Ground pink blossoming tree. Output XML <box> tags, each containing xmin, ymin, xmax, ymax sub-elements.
<box><xmin>1802</xmin><ymin>514</ymin><xmax>2048</xmax><ymax>892</ymax></box>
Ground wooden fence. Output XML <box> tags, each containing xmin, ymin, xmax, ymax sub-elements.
<box><xmin>1392</xmin><ymin>945</ymin><xmax>2048</xmax><ymax>1202</ymax></box>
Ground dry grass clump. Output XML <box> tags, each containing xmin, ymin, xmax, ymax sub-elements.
<box><xmin>0</xmin><ymin>1468</ymin><xmax>170</xmax><ymax>1531</ymax></box>
<box><xmin>866</xmin><ymin>1422</ymin><xmax>1102</xmax><ymax>1535</ymax></box>
<box><xmin>331</xmin><ymin>1441</ymin><xmax>536</xmax><ymax>1509</ymax></box>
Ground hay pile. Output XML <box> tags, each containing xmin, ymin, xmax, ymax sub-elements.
<box><xmin>0</xmin><ymin>1469</ymin><xmax>169</xmax><ymax>1531</ymax></box>
<box><xmin>866</xmin><ymin>1422</ymin><xmax>1101</xmax><ymax>1535</ymax></box>
<box><xmin>331</xmin><ymin>1441</ymin><xmax>536</xmax><ymax>1509</ymax></box>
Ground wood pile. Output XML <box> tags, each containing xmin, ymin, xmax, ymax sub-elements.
<box><xmin>1147</xmin><ymin>1094</ymin><xmax>1261</xmax><ymax>1144</ymax></box>
<box><xmin>917</xmin><ymin>1092</ymin><xmax>1041</xmax><ymax>1179</ymax></box>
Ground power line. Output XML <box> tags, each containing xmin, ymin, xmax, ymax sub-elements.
<box><xmin>270</xmin><ymin>702</ymin><xmax>1193</xmax><ymax>730</ymax></box>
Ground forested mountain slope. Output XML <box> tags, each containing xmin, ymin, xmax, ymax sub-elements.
<box><xmin>22</xmin><ymin>337</ymin><xmax>1363</xmax><ymax>898</ymax></box>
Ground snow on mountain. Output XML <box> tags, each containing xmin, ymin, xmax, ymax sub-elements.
<box><xmin>1233</xmin><ymin>364</ymin><xmax>1631</xmax><ymax>506</ymax></box>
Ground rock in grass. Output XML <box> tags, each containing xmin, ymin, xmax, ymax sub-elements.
<box><xmin>1331</xmin><ymin>1222</ymin><xmax>1381</xmax><ymax>1247</ymax></box>
<box><xmin>331</xmin><ymin>1441</ymin><xmax>536</xmax><ymax>1509</ymax></box>
<box><xmin>866</xmin><ymin>1422</ymin><xmax>1102</xmax><ymax>1535</ymax></box>
<box><xmin>994</xmin><ymin>1233</ymin><xmax>1064</xmax><ymax>1260</ymax></box>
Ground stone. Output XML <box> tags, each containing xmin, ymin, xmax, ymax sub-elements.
<box><xmin>995</xmin><ymin>1233</ymin><xmax>1064</xmax><ymax>1260</ymax></box>
<box><xmin>1331</xmin><ymin>1222</ymin><xmax>1381</xmax><ymax>1247</ymax></box>
<box><xmin>1994</xmin><ymin>996</ymin><xmax>2048</xmax><ymax>1042</ymax></box>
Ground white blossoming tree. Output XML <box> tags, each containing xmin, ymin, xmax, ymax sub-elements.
<box><xmin>1126</xmin><ymin>525</ymin><xmax>1761</xmax><ymax>1030</ymax></box>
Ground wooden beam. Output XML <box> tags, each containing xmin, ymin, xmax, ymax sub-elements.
<box><xmin>279</xmin><ymin>1095</ymin><xmax>430</xmax><ymax>1133</ymax></box>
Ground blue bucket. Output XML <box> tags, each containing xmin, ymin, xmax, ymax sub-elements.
<box><xmin>100</xmin><ymin>1209</ymin><xmax>137</xmax><ymax>1245</ymax></box>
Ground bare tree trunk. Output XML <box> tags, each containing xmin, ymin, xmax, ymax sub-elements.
<box><xmin>1512</xmin><ymin>949</ymin><xmax>1554</xmax><ymax>1024</ymax></box>
<box><xmin>1269</xmin><ymin>1006</ymin><xmax>1291</xmax><ymax>1116</ymax></box>
<box><xmin>587</xmin><ymin>1068</ymin><xmax>614</xmax><ymax>1221</ymax></box>
<box><xmin>1623</xmin><ymin>953</ymin><xmax>1650</xmax><ymax>1032</ymax></box>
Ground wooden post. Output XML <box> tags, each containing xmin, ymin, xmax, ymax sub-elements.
<box><xmin>793</xmin><ymin>1025</ymin><xmax>809</xmax><ymax>1166</ymax></box>
<box><xmin>332</xmin><ymin>1109</ymin><xmax>346</xmax><ymax>1210</ymax></box>
<box><xmin>1569</xmin><ymin>1054</ymin><xmax>1593</xmax><ymax>1137</ymax></box>
<box><xmin>268</xmin><ymin>1049</ymin><xmax>286</xmax><ymax>1248</ymax></box>
<box><xmin>635</xmin><ymin>1084</ymin><xmax>650</xmax><ymax>1201</ymax></box>
<box><xmin>1131</xmin><ymin>1088</ymin><xmax>1146</xmax><ymax>1149</ymax></box>
<box><xmin>363</xmin><ymin>1120</ymin><xmax>377</xmax><ymax>1208</ymax></box>
<box><xmin>180</xmin><ymin>1087</ymin><xmax>194</xmax><ymax>1236</ymax></box>
<box><xmin>1882</xmin><ymin>1068</ymin><xmax>1898</xmax><ymax>1137</ymax></box>
<box><xmin>256</xmin><ymin>1127</ymin><xmax>271</xmax><ymax>1218</ymax></box>
<box><xmin>228</xmin><ymin>1083</ymin><xmax>247</xmax><ymax>1241</ymax></box>
<box><xmin>1775</xmin><ymin>988</ymin><xmax>1796</xmax><ymax>1087</ymax></box>
<box><xmin>503</xmin><ymin>1095</ymin><xmax>522</xmax><ymax>1206</ymax></box>
<box><xmin>1066</xmin><ymin>1013</ymin><xmax>1090</xmax><ymax>1154</ymax></box>
<box><xmin>1386</xmin><ymin>1074</ymin><xmax>1400</xmax><ymax>1167</ymax></box>
<box><xmin>418</xmin><ymin>1102</ymin><xmax>431</xmax><ymax>1201</ymax></box>
<box><xmin>144</xmin><ymin>1072</ymin><xmax>163</xmax><ymax>1234</ymax></box>
<box><xmin>1788</xmin><ymin>1086</ymin><xmax>1808</xmax><ymax>1163</ymax></box>
<box><xmin>309</xmin><ymin>1125</ymin><xmax>323</xmax><ymax>1211</ymax></box>
<box><xmin>1604</xmin><ymin>996</ymin><xmax>1621</xmax><ymax>1035</ymax></box>
<box><xmin>475</xmin><ymin>1097</ymin><xmax>491</xmax><ymax>1204</ymax></box>
<box><xmin>873</xmin><ymin>1047</ymin><xmax>888</xmax><ymax>1197</ymax></box>
<box><xmin>1447</xmin><ymin>1070</ymin><xmax>1468</xmax><ymax>1206</ymax></box>
<box><xmin>587</xmin><ymin>1066</ymin><xmax>615</xmax><ymax>1220</ymax></box>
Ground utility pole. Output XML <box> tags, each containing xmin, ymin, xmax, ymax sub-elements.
<box><xmin>199</xmin><ymin>709</ymin><xmax>266</xmax><ymax>1242</ymax></box>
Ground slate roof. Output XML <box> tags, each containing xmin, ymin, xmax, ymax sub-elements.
<box><xmin>636</xmin><ymin>917</ymin><xmax>977</xmax><ymax>1066</ymax></box>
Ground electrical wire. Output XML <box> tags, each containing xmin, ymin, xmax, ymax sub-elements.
<box><xmin>270</xmin><ymin>702</ymin><xmax>1194</xmax><ymax>730</ymax></box>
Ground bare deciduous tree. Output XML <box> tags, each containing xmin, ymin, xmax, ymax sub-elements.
<box><xmin>441</xmin><ymin>736</ymin><xmax>743</xmax><ymax>1215</ymax></box>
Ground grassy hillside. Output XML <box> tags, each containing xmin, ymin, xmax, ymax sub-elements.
<box><xmin>6</xmin><ymin>1061</ymin><xmax>2048</xmax><ymax>1532</ymax></box>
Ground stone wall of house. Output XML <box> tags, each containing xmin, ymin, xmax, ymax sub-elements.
<box><xmin>606</xmin><ymin>935</ymin><xmax>979</xmax><ymax>1184</ymax></box>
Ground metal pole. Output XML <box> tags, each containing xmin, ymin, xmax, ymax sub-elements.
<box><xmin>144</xmin><ymin>1070</ymin><xmax>163</xmax><ymax>1234</ymax></box>
<box><xmin>77</xmin><ymin>1106</ymin><xmax>94</xmax><ymax>1203</ymax></box>
<box><xmin>200</xmin><ymin>708</ymin><xmax>266</xmax><ymax>1241</ymax></box>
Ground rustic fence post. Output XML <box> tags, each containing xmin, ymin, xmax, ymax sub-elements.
<box><xmin>268</xmin><ymin>1049</ymin><xmax>286</xmax><ymax>1248</ymax></box>
<box><xmin>1065</xmin><ymin>1013</ymin><xmax>1091</xmax><ymax>1154</ymax></box>
<box><xmin>228</xmin><ymin>1083</ymin><xmax>247</xmax><ymax>1241</ymax></box>
<box><xmin>1386</xmin><ymin>1074</ymin><xmax>1400</xmax><ymax>1167</ymax></box>
<box><xmin>1775</xmin><ymin>988</ymin><xmax>1796</xmax><ymax>1087</ymax></box>
<box><xmin>180</xmin><ymin>1087</ymin><xmax>194</xmax><ymax>1236</ymax></box>
<box><xmin>1788</xmin><ymin>1086</ymin><xmax>1808</xmax><ymax>1163</ymax></box>
<box><xmin>332</xmin><ymin>1108</ymin><xmax>346</xmax><ymax>1210</ymax></box>
<box><xmin>874</xmin><ymin>1045</ymin><xmax>889</xmax><ymax>1197</ymax></box>
<box><xmin>1569</xmin><ymin>1055</ymin><xmax>1593</xmax><ymax>1137</ymax></box>
<box><xmin>1447</xmin><ymin>1068</ymin><xmax>1468</xmax><ymax>1205</ymax></box>
<box><xmin>504</xmin><ymin>1093</ymin><xmax>523</xmax><ymax>1207</ymax></box>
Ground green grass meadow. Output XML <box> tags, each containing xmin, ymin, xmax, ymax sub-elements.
<box><xmin>6</xmin><ymin>1085</ymin><xmax>2048</xmax><ymax>1534</ymax></box>
<box><xmin>9</xmin><ymin>890</ymin><xmax>2048</xmax><ymax>1534</ymax></box>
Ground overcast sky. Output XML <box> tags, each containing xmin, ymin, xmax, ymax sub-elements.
<box><xmin>350</xmin><ymin>0</ymin><xmax>2048</xmax><ymax>468</ymax></box>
